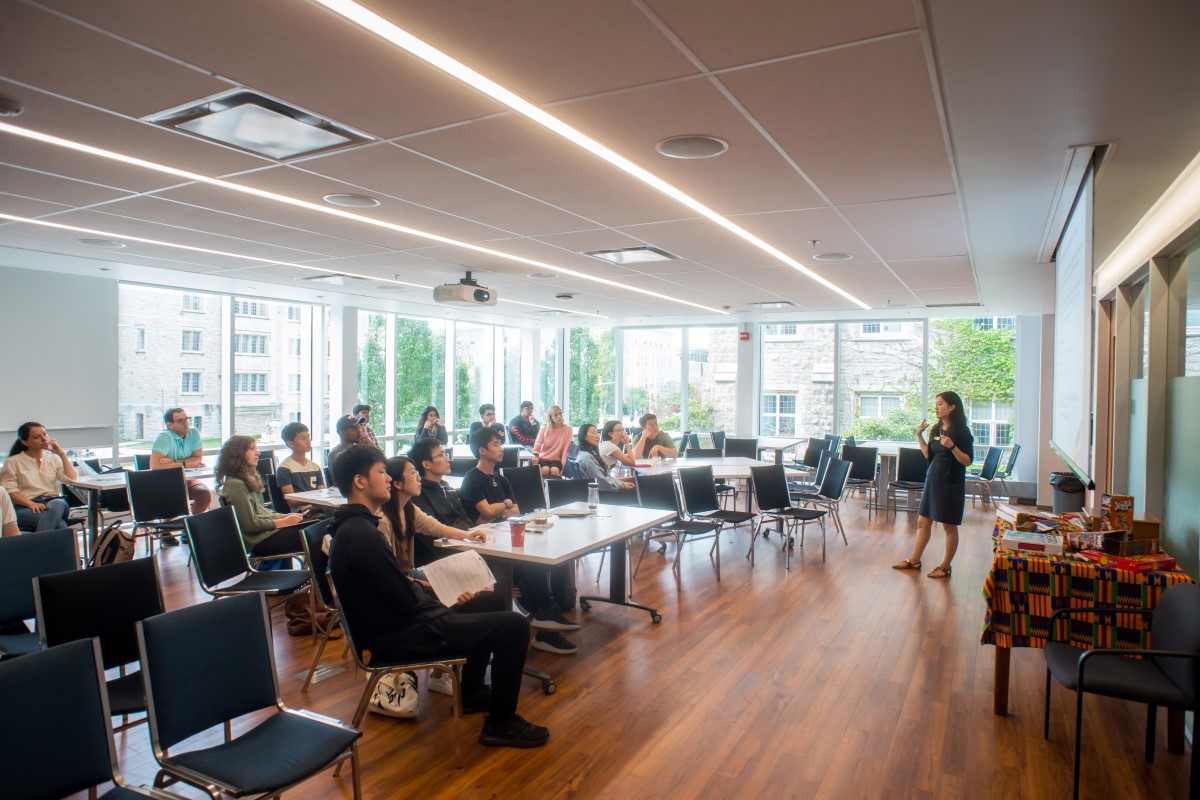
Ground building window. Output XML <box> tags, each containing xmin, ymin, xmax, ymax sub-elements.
<box><xmin>233</xmin><ymin>333</ymin><xmax>268</xmax><ymax>354</ymax></box>
<box><xmin>973</xmin><ymin>316</ymin><xmax>1015</xmax><ymax>331</ymax></box>
<box><xmin>135</xmin><ymin>326</ymin><xmax>146</xmax><ymax>352</ymax></box>
<box><xmin>288</xmin><ymin>373</ymin><xmax>301</xmax><ymax>393</ymax></box>
<box><xmin>287</xmin><ymin>337</ymin><xmax>302</xmax><ymax>357</ymax></box>
<box><xmin>969</xmin><ymin>398</ymin><xmax>1015</xmax><ymax>459</ymax></box>
<box><xmin>181</xmin><ymin>372</ymin><xmax>202</xmax><ymax>394</ymax></box>
<box><xmin>861</xmin><ymin>322</ymin><xmax>901</xmax><ymax>335</ymax></box>
<box><xmin>234</xmin><ymin>373</ymin><xmax>268</xmax><ymax>393</ymax></box>
<box><xmin>857</xmin><ymin>394</ymin><xmax>902</xmax><ymax>419</ymax></box>
<box><xmin>763</xmin><ymin>323</ymin><xmax>798</xmax><ymax>336</ymax></box>
<box><xmin>234</xmin><ymin>299</ymin><xmax>267</xmax><ymax>318</ymax></box>
<box><xmin>286</xmin><ymin>305</ymin><xmax>302</xmax><ymax>322</ymax></box>
<box><xmin>193</xmin><ymin>415</ymin><xmax>203</xmax><ymax>432</ymax></box>
<box><xmin>181</xmin><ymin>294</ymin><xmax>202</xmax><ymax>312</ymax></box>
<box><xmin>761</xmin><ymin>393</ymin><xmax>797</xmax><ymax>435</ymax></box>
<box><xmin>181</xmin><ymin>330</ymin><xmax>202</xmax><ymax>352</ymax></box>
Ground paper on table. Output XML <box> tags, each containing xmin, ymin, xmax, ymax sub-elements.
<box><xmin>420</xmin><ymin>550</ymin><xmax>496</xmax><ymax>608</ymax></box>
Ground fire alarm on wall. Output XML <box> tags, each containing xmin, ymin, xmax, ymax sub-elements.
<box><xmin>739</xmin><ymin>331</ymin><xmax>750</xmax><ymax>342</ymax></box>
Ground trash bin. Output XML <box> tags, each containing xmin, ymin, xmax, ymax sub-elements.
<box><xmin>1049</xmin><ymin>471</ymin><xmax>1086</xmax><ymax>514</ymax></box>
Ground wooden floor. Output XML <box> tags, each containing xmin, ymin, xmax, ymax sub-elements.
<box><xmin>95</xmin><ymin>495</ymin><xmax>1190</xmax><ymax>799</ymax></box>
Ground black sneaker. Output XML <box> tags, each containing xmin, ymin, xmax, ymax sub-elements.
<box><xmin>530</xmin><ymin>606</ymin><xmax>581</xmax><ymax>632</ymax></box>
<box><xmin>159</xmin><ymin>535</ymin><xmax>180</xmax><ymax>547</ymax></box>
<box><xmin>478</xmin><ymin>715</ymin><xmax>550</xmax><ymax>748</ymax></box>
<box><xmin>461</xmin><ymin>685</ymin><xmax>491</xmax><ymax>715</ymax></box>
<box><xmin>532</xmin><ymin>630</ymin><xmax>577</xmax><ymax>655</ymax></box>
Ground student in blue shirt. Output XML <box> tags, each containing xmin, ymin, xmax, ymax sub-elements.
<box><xmin>150</xmin><ymin>408</ymin><xmax>211</xmax><ymax>544</ymax></box>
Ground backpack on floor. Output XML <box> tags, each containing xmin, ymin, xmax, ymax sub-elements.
<box><xmin>90</xmin><ymin>521</ymin><xmax>135</xmax><ymax>567</ymax></box>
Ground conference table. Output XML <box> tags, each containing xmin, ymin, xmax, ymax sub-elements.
<box><xmin>637</xmin><ymin>456</ymin><xmax>805</xmax><ymax>513</ymax></box>
<box><xmin>66</xmin><ymin>467</ymin><xmax>213</xmax><ymax>554</ymax></box>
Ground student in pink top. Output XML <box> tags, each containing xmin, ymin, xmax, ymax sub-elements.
<box><xmin>531</xmin><ymin>405</ymin><xmax>572</xmax><ymax>476</ymax></box>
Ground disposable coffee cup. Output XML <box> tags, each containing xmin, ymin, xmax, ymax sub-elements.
<box><xmin>509</xmin><ymin>521</ymin><xmax>526</xmax><ymax>547</ymax></box>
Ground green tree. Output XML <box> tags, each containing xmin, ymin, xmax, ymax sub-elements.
<box><xmin>566</xmin><ymin>328</ymin><xmax>615</xmax><ymax>426</ymax></box>
<box><xmin>357</xmin><ymin>314</ymin><xmax>387</xmax><ymax>420</ymax></box>
<box><xmin>928</xmin><ymin>319</ymin><xmax>1016</xmax><ymax>405</ymax></box>
<box><xmin>454</xmin><ymin>362</ymin><xmax>474</xmax><ymax>432</ymax></box>
<box><xmin>393</xmin><ymin>318</ymin><xmax>445</xmax><ymax>435</ymax></box>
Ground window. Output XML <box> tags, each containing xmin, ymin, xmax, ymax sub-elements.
<box><xmin>234</xmin><ymin>373</ymin><xmax>267</xmax><ymax>393</ymax></box>
<box><xmin>858</xmin><ymin>394</ymin><xmax>902</xmax><ymax>418</ymax></box>
<box><xmin>394</xmin><ymin>317</ymin><xmax>447</xmax><ymax>435</ymax></box>
<box><xmin>193</xmin><ymin>415</ymin><xmax>203</xmax><ymax>432</ymax></box>
<box><xmin>181</xmin><ymin>372</ymin><xmax>202</xmax><ymax>394</ymax></box>
<box><xmin>760</xmin><ymin>322</ymin><xmax>834</xmax><ymax>437</ymax></box>
<box><xmin>234</xmin><ymin>299</ymin><xmax>267</xmax><ymax>317</ymax></box>
<box><xmin>969</xmin><ymin>398</ymin><xmax>1014</xmax><ymax>458</ymax></box>
<box><xmin>135</xmin><ymin>326</ymin><xmax>145</xmax><ymax>352</ymax></box>
<box><xmin>973</xmin><ymin>316</ymin><xmax>1015</xmax><ymax>331</ymax></box>
<box><xmin>761</xmin><ymin>393</ymin><xmax>797</xmax><ymax>435</ymax></box>
<box><xmin>861</xmin><ymin>321</ymin><xmax>901</xmax><ymax>335</ymax></box>
<box><xmin>454</xmin><ymin>322</ymin><xmax>495</xmax><ymax>430</ymax></box>
<box><xmin>539</xmin><ymin>332</ymin><xmax>559</xmax><ymax>413</ymax></box>
<box><xmin>622</xmin><ymin>328</ymin><xmax>682</xmax><ymax>430</ymax></box>
<box><xmin>181</xmin><ymin>330</ymin><xmax>202</xmax><ymax>352</ymax></box>
<box><xmin>763</xmin><ymin>323</ymin><xmax>798</xmax><ymax>336</ymax></box>
<box><xmin>287</xmin><ymin>337</ymin><xmax>301</xmax><ymax>357</ymax></box>
<box><xmin>929</xmin><ymin>318</ymin><xmax>1016</xmax><ymax>461</ymax></box>
<box><xmin>181</xmin><ymin>294</ymin><xmax>202</xmax><ymax>312</ymax></box>
<box><xmin>840</xmin><ymin>321</ymin><xmax>924</xmax><ymax>441</ymax></box>
<box><xmin>288</xmin><ymin>374</ymin><xmax>301</xmax><ymax>393</ymax></box>
<box><xmin>566</xmin><ymin>327</ymin><xmax>616</xmax><ymax>427</ymax></box>
<box><xmin>286</xmin><ymin>305</ymin><xmax>302</xmax><ymax>322</ymax></box>
<box><xmin>233</xmin><ymin>334</ymin><xmax>268</xmax><ymax>354</ymax></box>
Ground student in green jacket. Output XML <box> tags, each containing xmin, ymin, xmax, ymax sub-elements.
<box><xmin>216</xmin><ymin>435</ymin><xmax>305</xmax><ymax>557</ymax></box>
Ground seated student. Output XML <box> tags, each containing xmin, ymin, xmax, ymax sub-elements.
<box><xmin>1</xmin><ymin>486</ymin><xmax>20</xmax><ymax>537</ymax></box>
<box><xmin>328</xmin><ymin>414</ymin><xmax>369</xmax><ymax>467</ymax></box>
<box><xmin>599</xmin><ymin>420</ymin><xmax>638</xmax><ymax>469</ymax></box>
<box><xmin>414</xmin><ymin>406</ymin><xmax>449</xmax><ymax>445</ymax></box>
<box><xmin>275</xmin><ymin>421</ymin><xmax>324</xmax><ymax>506</ymax></box>
<box><xmin>352</xmin><ymin>404</ymin><xmax>380</xmax><ymax>448</ymax></box>
<box><xmin>508</xmin><ymin>401</ymin><xmax>539</xmax><ymax>447</ymax></box>
<box><xmin>150</xmin><ymin>408</ymin><xmax>212</xmax><ymax>522</ymax></box>
<box><xmin>0</xmin><ymin>422</ymin><xmax>76</xmax><ymax>532</ymax></box>
<box><xmin>468</xmin><ymin>404</ymin><xmax>506</xmax><ymax>440</ymax></box>
<box><xmin>531</xmin><ymin>405</ymin><xmax>571</xmax><ymax>476</ymax></box>
<box><xmin>216</xmin><ymin>435</ymin><xmax>305</xmax><ymax>558</ymax></box>
<box><xmin>575</xmin><ymin>424</ymin><xmax>635</xmax><ymax>493</ymax></box>
<box><xmin>630</xmin><ymin>412</ymin><xmax>679</xmax><ymax>459</ymax></box>
<box><xmin>459</xmin><ymin>427</ymin><xmax>579</xmax><ymax>655</ymax></box>
<box><xmin>327</xmin><ymin>445</ymin><xmax>549</xmax><ymax>748</ymax></box>
<box><xmin>380</xmin><ymin>455</ymin><xmax>485</xmax><ymax>572</ymax></box>
<box><xmin>410</xmin><ymin>437</ymin><xmax>476</xmax><ymax>531</ymax></box>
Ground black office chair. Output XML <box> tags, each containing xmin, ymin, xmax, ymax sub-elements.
<box><xmin>125</xmin><ymin>467</ymin><xmax>191</xmax><ymax>555</ymax></box>
<box><xmin>133</xmin><ymin>453</ymin><xmax>152</xmax><ymax>471</ymax></box>
<box><xmin>502</xmin><ymin>465</ymin><xmax>548</xmax><ymax>512</ymax></box>
<box><xmin>183</xmin><ymin>506</ymin><xmax>310</xmax><ymax>601</ymax></box>
<box><xmin>34</xmin><ymin>557</ymin><xmax>164</xmax><ymax>732</ymax></box>
<box><xmin>791</xmin><ymin>457</ymin><xmax>853</xmax><ymax>546</ymax></box>
<box><xmin>546</xmin><ymin>478</ymin><xmax>589</xmax><ymax>507</ymax></box>
<box><xmin>137</xmin><ymin>593</ymin><xmax>363</xmax><ymax>797</ymax></box>
<box><xmin>840</xmin><ymin>445</ymin><xmax>879</xmax><ymax>517</ymax></box>
<box><xmin>632</xmin><ymin>472</ymin><xmax>718</xmax><ymax>581</ymax></box>
<box><xmin>799</xmin><ymin>440</ymin><xmax>825</xmax><ymax>471</ymax></box>
<box><xmin>324</xmin><ymin>466</ymin><xmax>335</xmax><ymax>487</ymax></box>
<box><xmin>1043</xmin><ymin>583</ymin><xmax>1200</xmax><ymax>800</ymax></box>
<box><xmin>299</xmin><ymin>520</ymin><xmax>344</xmax><ymax>693</ymax></box>
<box><xmin>0</xmin><ymin>638</ymin><xmax>186</xmax><ymax>800</ymax></box>
<box><xmin>887</xmin><ymin>448</ymin><xmax>929</xmax><ymax>517</ymax></box>
<box><xmin>684</xmin><ymin>448</ymin><xmax>722</xmax><ymax>459</ymax></box>
<box><xmin>0</xmin><ymin>528</ymin><xmax>78</xmax><ymax>660</ymax></box>
<box><xmin>266</xmin><ymin>473</ymin><xmax>292</xmax><ymax>512</ymax></box>
<box><xmin>328</xmin><ymin>578</ymin><xmax>465</xmax><ymax>768</ymax></box>
<box><xmin>450</xmin><ymin>456</ymin><xmax>477</xmax><ymax>477</ymax></box>
<box><xmin>822</xmin><ymin>434</ymin><xmax>841</xmax><ymax>452</ymax></box>
<box><xmin>500</xmin><ymin>446</ymin><xmax>522</xmax><ymax>469</ymax></box>
<box><xmin>966</xmin><ymin>446</ymin><xmax>1004</xmax><ymax>506</ymax></box>
<box><xmin>724</xmin><ymin>437</ymin><xmax>759</xmax><ymax>459</ymax></box>
<box><xmin>994</xmin><ymin>443</ymin><xmax>1022</xmax><ymax>501</ymax></box>
<box><xmin>676</xmin><ymin>466</ymin><xmax>754</xmax><ymax>581</ymax></box>
<box><xmin>789</xmin><ymin>449</ymin><xmax>831</xmax><ymax>496</ymax></box>
<box><xmin>747</xmin><ymin>464</ymin><xmax>829</xmax><ymax>569</ymax></box>
<box><xmin>710</xmin><ymin>431</ymin><xmax>727</xmax><ymax>451</ymax></box>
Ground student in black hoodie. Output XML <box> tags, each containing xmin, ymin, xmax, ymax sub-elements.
<box><xmin>327</xmin><ymin>445</ymin><xmax>549</xmax><ymax>748</ymax></box>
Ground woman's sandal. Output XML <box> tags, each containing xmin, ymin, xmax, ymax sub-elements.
<box><xmin>892</xmin><ymin>558</ymin><xmax>921</xmax><ymax>570</ymax></box>
<box><xmin>927</xmin><ymin>565</ymin><xmax>952</xmax><ymax>579</ymax></box>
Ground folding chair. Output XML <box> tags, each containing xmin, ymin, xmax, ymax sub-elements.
<box><xmin>676</xmin><ymin>465</ymin><xmax>754</xmax><ymax>581</ymax></box>
<box><xmin>967</xmin><ymin>446</ymin><xmax>1003</xmax><ymax>506</ymax></box>
<box><xmin>0</xmin><ymin>528</ymin><xmax>78</xmax><ymax>660</ymax></box>
<box><xmin>125</xmin><ymin>467</ymin><xmax>190</xmax><ymax>555</ymax></box>
<box><xmin>791</xmin><ymin>457</ymin><xmax>853</xmax><ymax>545</ymax></box>
<box><xmin>887</xmin><ymin>448</ymin><xmax>929</xmax><ymax>517</ymax></box>
<box><xmin>632</xmin><ymin>472</ymin><xmax>718</xmax><ymax>581</ymax></box>
<box><xmin>183</xmin><ymin>506</ymin><xmax>310</xmax><ymax>601</ymax></box>
<box><xmin>748</xmin><ymin>465</ymin><xmax>829</xmax><ymax>567</ymax></box>
<box><xmin>501</xmin><ymin>465</ymin><xmax>548</xmax><ymax>512</ymax></box>
<box><xmin>299</xmin><ymin>520</ymin><xmax>345</xmax><ymax>692</ymax></box>
<box><xmin>546</xmin><ymin>478</ymin><xmax>589</xmax><ymax>507</ymax></box>
<box><xmin>840</xmin><ymin>445</ymin><xmax>879</xmax><ymax>517</ymax></box>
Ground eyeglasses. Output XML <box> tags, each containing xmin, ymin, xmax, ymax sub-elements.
<box><xmin>430</xmin><ymin>452</ymin><xmax>450</xmax><ymax>460</ymax></box>
<box><xmin>172</xmin><ymin>416</ymin><xmax>190</xmax><ymax>424</ymax></box>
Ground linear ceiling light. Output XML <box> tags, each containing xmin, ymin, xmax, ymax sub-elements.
<box><xmin>309</xmin><ymin>0</ymin><xmax>871</xmax><ymax>311</ymax></box>
<box><xmin>0</xmin><ymin>122</ymin><xmax>717</xmax><ymax>315</ymax></box>
<box><xmin>0</xmin><ymin>211</ymin><xmax>605</xmax><ymax>318</ymax></box>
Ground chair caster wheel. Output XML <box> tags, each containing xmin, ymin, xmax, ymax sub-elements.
<box><xmin>579</xmin><ymin>599</ymin><xmax>591</xmax><ymax>611</ymax></box>
<box><xmin>544</xmin><ymin>682</ymin><xmax>557</xmax><ymax>695</ymax></box>
<box><xmin>651</xmin><ymin>613</ymin><xmax>662</xmax><ymax>624</ymax></box>
<box><xmin>657</xmin><ymin>544</ymin><xmax>667</xmax><ymax>554</ymax></box>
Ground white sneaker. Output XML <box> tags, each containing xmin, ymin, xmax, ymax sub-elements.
<box><xmin>427</xmin><ymin>670</ymin><xmax>455</xmax><ymax>696</ymax></box>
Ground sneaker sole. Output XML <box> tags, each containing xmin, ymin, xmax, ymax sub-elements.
<box><xmin>531</xmin><ymin>641</ymin><xmax>577</xmax><ymax>655</ymax></box>
<box><xmin>529</xmin><ymin>619</ymin><xmax>582</xmax><ymax>632</ymax></box>
<box><xmin>478</xmin><ymin>732</ymin><xmax>550</xmax><ymax>748</ymax></box>
<box><xmin>428</xmin><ymin>682</ymin><xmax>454</xmax><ymax>696</ymax></box>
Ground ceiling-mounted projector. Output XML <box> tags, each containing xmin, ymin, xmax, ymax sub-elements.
<box><xmin>434</xmin><ymin>271</ymin><xmax>497</xmax><ymax>306</ymax></box>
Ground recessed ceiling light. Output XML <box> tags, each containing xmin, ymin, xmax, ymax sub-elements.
<box><xmin>301</xmin><ymin>273</ymin><xmax>368</xmax><ymax>285</ymax></box>
<box><xmin>146</xmin><ymin>90</ymin><xmax>370</xmax><ymax>159</ymax></box>
<box><xmin>812</xmin><ymin>252</ymin><xmax>854</xmax><ymax>262</ymax></box>
<box><xmin>323</xmin><ymin>193</ymin><xmax>380</xmax><ymax>208</ymax></box>
<box><xmin>749</xmin><ymin>300</ymin><xmax>798</xmax><ymax>310</ymax></box>
<box><xmin>525</xmin><ymin>272</ymin><xmax>559</xmax><ymax>281</ymax></box>
<box><xmin>584</xmin><ymin>246</ymin><xmax>676</xmax><ymax>265</ymax></box>
<box><xmin>78</xmin><ymin>238</ymin><xmax>125</xmax><ymax>249</ymax></box>
<box><xmin>535</xmin><ymin>309</ymin><xmax>567</xmax><ymax>317</ymax></box>
<box><xmin>656</xmin><ymin>135</ymin><xmax>729</xmax><ymax>160</ymax></box>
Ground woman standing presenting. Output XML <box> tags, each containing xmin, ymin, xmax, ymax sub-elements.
<box><xmin>893</xmin><ymin>391</ymin><xmax>973</xmax><ymax>578</ymax></box>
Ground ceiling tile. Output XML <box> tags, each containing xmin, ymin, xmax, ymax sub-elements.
<box><xmin>0</xmin><ymin>164</ymin><xmax>136</xmax><ymax>208</ymax></box>
<box><xmin>839</xmin><ymin>194</ymin><xmax>968</xmax><ymax>261</ymax></box>
<box><xmin>889</xmin><ymin>256</ymin><xmax>976</xmax><ymax>290</ymax></box>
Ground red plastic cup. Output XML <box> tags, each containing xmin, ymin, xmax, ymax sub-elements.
<box><xmin>509</xmin><ymin>521</ymin><xmax>526</xmax><ymax>547</ymax></box>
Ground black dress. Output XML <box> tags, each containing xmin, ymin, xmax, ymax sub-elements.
<box><xmin>917</xmin><ymin>425</ymin><xmax>974</xmax><ymax>525</ymax></box>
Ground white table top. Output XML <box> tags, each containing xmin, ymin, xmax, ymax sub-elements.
<box><xmin>440</xmin><ymin>502</ymin><xmax>674</xmax><ymax>566</ymax></box>
<box><xmin>67</xmin><ymin>467</ymin><xmax>213</xmax><ymax>491</ymax></box>
<box><xmin>756</xmin><ymin>436</ymin><xmax>806</xmax><ymax>450</ymax></box>
<box><xmin>638</xmin><ymin>456</ymin><xmax>804</xmax><ymax>480</ymax></box>
<box><xmin>292</xmin><ymin>475</ymin><xmax>464</xmax><ymax>508</ymax></box>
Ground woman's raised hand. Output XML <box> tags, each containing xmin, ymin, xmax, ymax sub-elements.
<box><xmin>916</xmin><ymin>419</ymin><xmax>929</xmax><ymax>438</ymax></box>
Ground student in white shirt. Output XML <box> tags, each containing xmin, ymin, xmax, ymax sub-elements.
<box><xmin>0</xmin><ymin>486</ymin><xmax>18</xmax><ymax>537</ymax></box>
<box><xmin>599</xmin><ymin>420</ymin><xmax>637</xmax><ymax>469</ymax></box>
<box><xmin>0</xmin><ymin>422</ymin><xmax>76</xmax><ymax>532</ymax></box>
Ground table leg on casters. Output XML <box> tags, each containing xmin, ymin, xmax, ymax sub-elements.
<box><xmin>579</xmin><ymin>539</ymin><xmax>662</xmax><ymax>623</ymax></box>
<box><xmin>994</xmin><ymin>646</ymin><xmax>1011</xmax><ymax>716</ymax></box>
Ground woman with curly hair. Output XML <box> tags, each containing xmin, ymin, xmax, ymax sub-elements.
<box><xmin>216</xmin><ymin>435</ymin><xmax>305</xmax><ymax>558</ymax></box>
<box><xmin>413</xmin><ymin>406</ymin><xmax>448</xmax><ymax>445</ymax></box>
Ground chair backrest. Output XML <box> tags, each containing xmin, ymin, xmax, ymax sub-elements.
<box><xmin>1150</xmin><ymin>583</ymin><xmax>1200</xmax><ymax>701</ymax></box>
<box><xmin>450</xmin><ymin>456</ymin><xmax>477</xmax><ymax>477</ymax></box>
<box><xmin>976</xmin><ymin>446</ymin><xmax>1004</xmax><ymax>481</ymax></box>
<box><xmin>749</xmin><ymin>465</ymin><xmax>792</xmax><ymax>511</ymax></box>
<box><xmin>255</xmin><ymin>452</ymin><xmax>275</xmax><ymax>477</ymax></box>
<box><xmin>133</xmin><ymin>453</ymin><xmax>152</xmax><ymax>471</ymax></box>
<box><xmin>323</xmin><ymin>466</ymin><xmax>334</xmax><ymax>488</ymax></box>
<box><xmin>678</xmin><ymin>465</ymin><xmax>720</xmax><ymax>515</ymax></box>
<box><xmin>501</xmin><ymin>465</ymin><xmax>547</xmax><ymax>511</ymax></box>
<box><xmin>266</xmin><ymin>473</ymin><xmax>290</xmax><ymax>511</ymax></box>
<box><xmin>300</xmin><ymin>519</ymin><xmax>335</xmax><ymax>611</ymax></box>
<box><xmin>0</xmin><ymin>639</ymin><xmax>119</xmax><ymax>799</ymax></box>
<box><xmin>183</xmin><ymin>506</ymin><xmax>253</xmax><ymax>589</ymax></box>
<box><xmin>807</xmin><ymin>450</ymin><xmax>832</xmax><ymax>486</ymax></box>
<box><xmin>895</xmin><ymin>447</ymin><xmax>929</xmax><ymax>483</ymax></box>
<box><xmin>500</xmin><ymin>446</ymin><xmax>521</xmax><ymax>469</ymax></box>
<box><xmin>818</xmin><ymin>457</ymin><xmax>853</xmax><ymax>501</ymax></box>
<box><xmin>547</xmin><ymin>478</ymin><xmax>589</xmax><ymax>507</ymax></box>
<box><xmin>0</xmin><ymin>529</ymin><xmax>78</xmax><ymax>626</ymax></box>
<box><xmin>710</xmin><ymin>431</ymin><xmax>727</xmax><ymax>451</ymax></box>
<box><xmin>34</xmin><ymin>557</ymin><xmax>163</xmax><ymax>671</ymax></box>
<box><xmin>678</xmin><ymin>432</ymin><xmax>695</xmax><ymax>455</ymax></box>
<box><xmin>844</xmin><ymin>436</ymin><xmax>857</xmax><ymax>447</ymax></box>
<box><xmin>327</xmin><ymin>579</ymin><xmax>370</xmax><ymax>669</ymax></box>
<box><xmin>634</xmin><ymin>473</ymin><xmax>682</xmax><ymax>516</ymax></box>
<box><xmin>562</xmin><ymin>455</ymin><xmax>580</xmax><ymax>479</ymax></box>
<box><xmin>138</xmin><ymin>593</ymin><xmax>278</xmax><ymax>751</ymax></box>
<box><xmin>684</xmin><ymin>448</ymin><xmax>722</xmax><ymax>459</ymax></box>
<box><xmin>1001</xmin><ymin>443</ymin><xmax>1021</xmax><ymax>477</ymax></box>
<box><xmin>802</xmin><ymin>441</ymin><xmax>825</xmax><ymax>468</ymax></box>
<box><xmin>822</xmin><ymin>434</ymin><xmax>841</xmax><ymax>452</ymax></box>
<box><xmin>126</xmin><ymin>467</ymin><xmax>191</xmax><ymax>523</ymax></box>
<box><xmin>841</xmin><ymin>446</ymin><xmax>879</xmax><ymax>481</ymax></box>
<box><xmin>724</xmin><ymin>437</ymin><xmax>759</xmax><ymax>459</ymax></box>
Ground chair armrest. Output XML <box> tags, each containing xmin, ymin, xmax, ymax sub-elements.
<box><xmin>1078</xmin><ymin>648</ymin><xmax>1200</xmax><ymax>686</ymax></box>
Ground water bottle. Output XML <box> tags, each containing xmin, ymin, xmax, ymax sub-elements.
<box><xmin>587</xmin><ymin>481</ymin><xmax>600</xmax><ymax>510</ymax></box>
